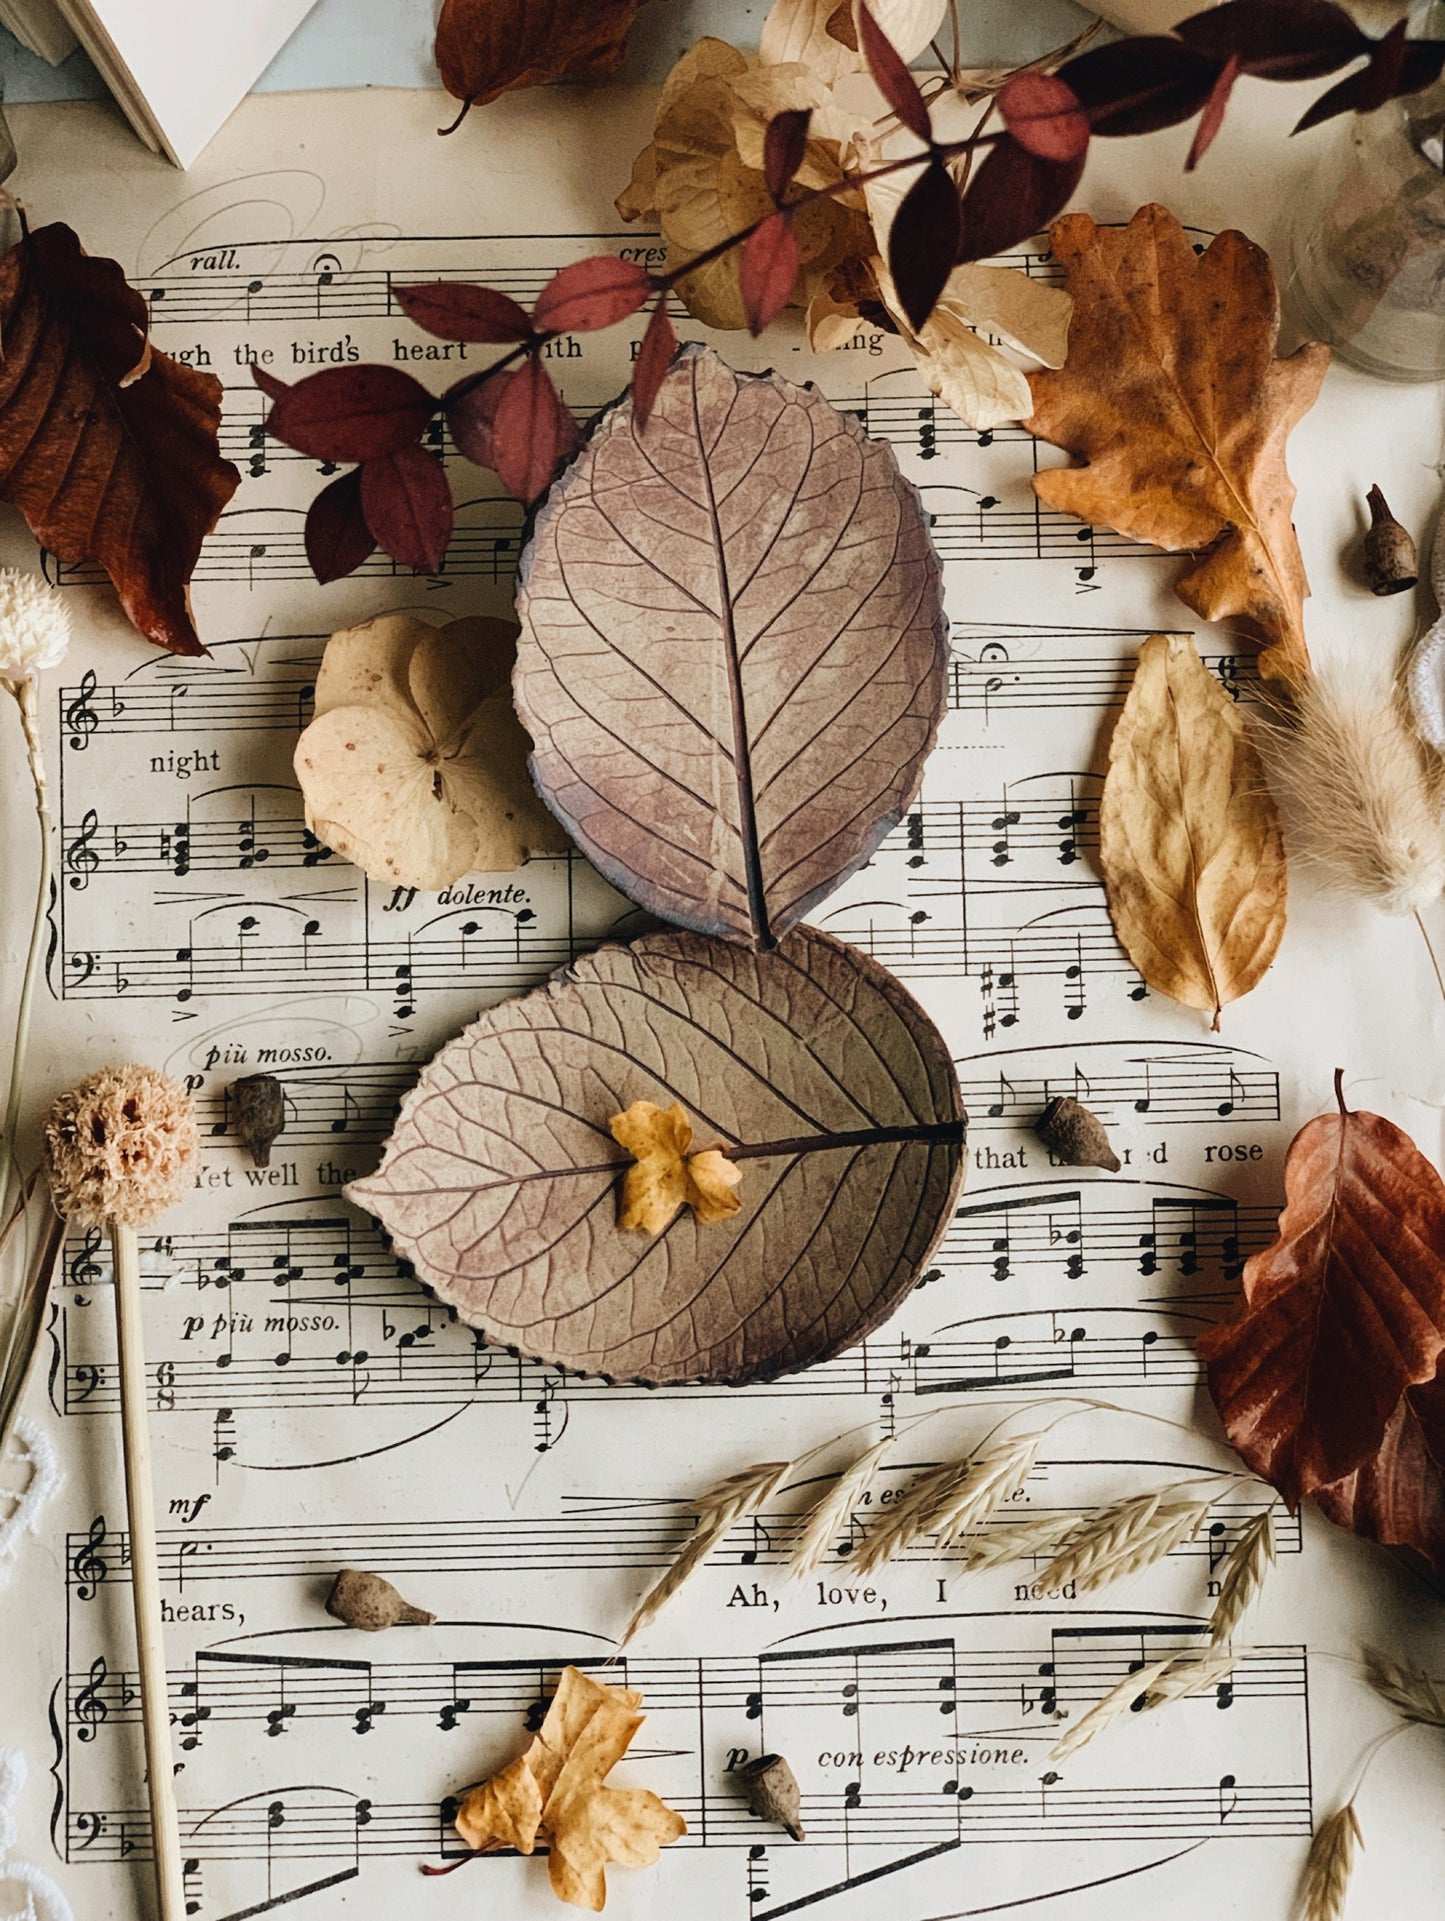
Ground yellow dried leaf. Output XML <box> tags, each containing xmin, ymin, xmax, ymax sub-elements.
<box><xmin>294</xmin><ymin>612</ymin><xmax>568</xmax><ymax>891</ymax></box>
<box><xmin>610</xmin><ymin>1100</ymin><xmax>743</xmax><ymax>1234</ymax></box>
<box><xmin>452</xmin><ymin>1666</ymin><xmax>686</xmax><ymax>1911</ymax></box>
<box><xmin>1025</xmin><ymin>205</ymin><xmax>1330</xmax><ymax>685</ymax></box>
<box><xmin>1101</xmin><ymin>634</ymin><xmax>1286</xmax><ymax>1029</ymax></box>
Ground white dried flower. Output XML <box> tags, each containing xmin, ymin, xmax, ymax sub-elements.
<box><xmin>0</xmin><ymin>569</ymin><xmax>71</xmax><ymax>681</ymax></box>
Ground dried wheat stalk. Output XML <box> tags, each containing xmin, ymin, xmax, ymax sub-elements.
<box><xmin>1209</xmin><ymin>1506</ymin><xmax>1276</xmax><ymax>1642</ymax></box>
<box><xmin>1363</xmin><ymin>1648</ymin><xmax>1445</xmax><ymax>1729</ymax></box>
<box><xmin>1301</xmin><ymin>1804</ymin><xmax>1362</xmax><ymax>1921</ymax></box>
<box><xmin>790</xmin><ymin>1437</ymin><xmax>894</xmax><ymax>1578</ymax></box>
<box><xmin>1049</xmin><ymin>1654</ymin><xmax>1177</xmax><ymax>1761</ymax></box>
<box><xmin>624</xmin><ymin>1461</ymin><xmax>790</xmax><ymax>1644</ymax></box>
<box><xmin>851</xmin><ymin>1432</ymin><xmax>1044</xmax><ymax>1576</ymax></box>
<box><xmin>1038</xmin><ymin>1489</ymin><xmax>1214</xmax><ymax>1595</ymax></box>
<box><xmin>961</xmin><ymin>1511</ymin><xmax>1083</xmax><ymax>1572</ymax></box>
<box><xmin>1140</xmin><ymin>1645</ymin><xmax>1238</xmax><ymax>1710</ymax></box>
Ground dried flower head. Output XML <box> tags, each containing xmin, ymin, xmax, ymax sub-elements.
<box><xmin>0</xmin><ymin>569</ymin><xmax>71</xmax><ymax>681</ymax></box>
<box><xmin>1301</xmin><ymin>1803</ymin><xmax>1362</xmax><ymax>1921</ymax></box>
<box><xmin>45</xmin><ymin>1065</ymin><xmax>199</xmax><ymax>1229</ymax></box>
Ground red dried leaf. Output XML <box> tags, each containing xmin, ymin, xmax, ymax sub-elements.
<box><xmin>1176</xmin><ymin>0</ymin><xmax>1367</xmax><ymax>81</ymax></box>
<box><xmin>998</xmin><ymin>72</ymin><xmax>1090</xmax><ymax>163</ymax></box>
<box><xmin>1313</xmin><ymin>1372</ymin><xmax>1445</xmax><ymax>1583</ymax></box>
<box><xmin>1060</xmin><ymin>36</ymin><xmax>1219</xmax><ymax>137</ymax></box>
<box><xmin>0</xmin><ymin>223</ymin><xmax>239</xmax><ymax>657</ymax></box>
<box><xmin>764</xmin><ymin>107</ymin><xmax>813</xmax><ymax>201</ymax></box>
<box><xmin>889</xmin><ymin>157</ymin><xmax>962</xmax><ymax>330</ymax></box>
<box><xmin>484</xmin><ymin>354</ymin><xmax>581</xmax><ymax>506</ymax></box>
<box><xmin>533</xmin><ymin>256</ymin><xmax>652</xmax><ymax>335</ymax></box>
<box><xmin>856</xmin><ymin>3</ymin><xmax>932</xmax><ymax>143</ymax></box>
<box><xmin>305</xmin><ymin>468</ymin><xmax>376</xmax><ymax>583</ymax></box>
<box><xmin>395</xmin><ymin>281</ymin><xmax>533</xmax><ymax>343</ymax></box>
<box><xmin>1186</xmin><ymin>52</ymin><xmax>1239</xmax><ymax>170</ymax></box>
<box><xmin>435</xmin><ymin>0</ymin><xmax>645</xmax><ymax>128</ymax></box>
<box><xmin>1294</xmin><ymin>19</ymin><xmax>1442</xmax><ymax>130</ymax></box>
<box><xmin>956</xmin><ymin>135</ymin><xmax>1084</xmax><ymax>263</ymax></box>
<box><xmin>1198</xmin><ymin>1074</ymin><xmax>1445</xmax><ymax>1509</ymax></box>
<box><xmin>359</xmin><ymin>444</ymin><xmax>453</xmax><ymax>574</ymax></box>
<box><xmin>632</xmin><ymin>297</ymin><xmax>677</xmax><ymax>431</ymax></box>
<box><xmin>446</xmin><ymin>372</ymin><xmax>505</xmax><ymax>470</ymax></box>
<box><xmin>264</xmin><ymin>364</ymin><xmax>436</xmax><ymax>464</ymax></box>
<box><xmin>739</xmin><ymin>213</ymin><xmax>801</xmax><ymax>336</ymax></box>
<box><xmin>251</xmin><ymin>363</ymin><xmax>289</xmax><ymax>402</ymax></box>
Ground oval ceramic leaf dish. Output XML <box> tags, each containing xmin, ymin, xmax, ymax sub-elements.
<box><xmin>350</xmin><ymin>924</ymin><xmax>966</xmax><ymax>1386</ymax></box>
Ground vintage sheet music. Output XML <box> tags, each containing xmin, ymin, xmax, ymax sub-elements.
<box><xmin>1</xmin><ymin>79</ymin><xmax>1444</xmax><ymax>1921</ymax></box>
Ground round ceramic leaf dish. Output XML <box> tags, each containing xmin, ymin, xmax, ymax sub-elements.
<box><xmin>350</xmin><ymin>923</ymin><xmax>967</xmax><ymax>1385</ymax></box>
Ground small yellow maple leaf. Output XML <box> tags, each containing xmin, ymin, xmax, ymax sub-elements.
<box><xmin>609</xmin><ymin>1099</ymin><xmax>743</xmax><ymax>1234</ymax></box>
<box><xmin>454</xmin><ymin>1666</ymin><xmax>686</xmax><ymax>1910</ymax></box>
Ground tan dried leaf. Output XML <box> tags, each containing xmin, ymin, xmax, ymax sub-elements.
<box><xmin>1101</xmin><ymin>634</ymin><xmax>1287</xmax><ymax>1028</ymax></box>
<box><xmin>294</xmin><ymin>612</ymin><xmax>568</xmax><ymax>891</ymax></box>
<box><xmin>1026</xmin><ymin>205</ymin><xmax>1330</xmax><ymax>685</ymax></box>
<box><xmin>761</xmin><ymin>0</ymin><xmax>947</xmax><ymax>75</ymax></box>
<box><xmin>454</xmin><ymin>1666</ymin><xmax>686</xmax><ymax>1910</ymax></box>
<box><xmin>610</xmin><ymin>1100</ymin><xmax>743</xmax><ymax>1235</ymax></box>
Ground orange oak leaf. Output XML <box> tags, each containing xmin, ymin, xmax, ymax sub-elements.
<box><xmin>1198</xmin><ymin>1072</ymin><xmax>1445</xmax><ymax>1509</ymax></box>
<box><xmin>436</xmin><ymin>0</ymin><xmax>656</xmax><ymax>128</ymax></box>
<box><xmin>0</xmin><ymin>223</ymin><xmax>240</xmax><ymax>657</ymax></box>
<box><xmin>1025</xmin><ymin>204</ymin><xmax>1330</xmax><ymax>685</ymax></box>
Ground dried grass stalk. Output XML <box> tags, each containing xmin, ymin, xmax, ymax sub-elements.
<box><xmin>1363</xmin><ymin>1648</ymin><xmax>1445</xmax><ymax>1729</ymax></box>
<box><xmin>961</xmin><ymin>1512</ymin><xmax>1084</xmax><ymax>1572</ymax></box>
<box><xmin>1262</xmin><ymin>667</ymin><xmax>1445</xmax><ymax>915</ymax></box>
<box><xmin>1209</xmin><ymin>1506</ymin><xmax>1276</xmax><ymax>1642</ymax></box>
<box><xmin>1038</xmin><ymin>1489</ymin><xmax>1214</xmax><ymax>1595</ymax></box>
<box><xmin>624</xmin><ymin>1461</ymin><xmax>789</xmax><ymax>1644</ymax></box>
<box><xmin>851</xmin><ymin>1432</ymin><xmax>1044</xmax><ymax>1576</ymax></box>
<box><xmin>790</xmin><ymin>1437</ymin><xmax>894</xmax><ymax>1578</ymax></box>
<box><xmin>1049</xmin><ymin>1654</ymin><xmax>1177</xmax><ymax>1760</ymax></box>
<box><xmin>1301</xmin><ymin>1803</ymin><xmax>1362</xmax><ymax>1921</ymax></box>
<box><xmin>1139</xmin><ymin>1645</ymin><xmax>1237</xmax><ymax>1710</ymax></box>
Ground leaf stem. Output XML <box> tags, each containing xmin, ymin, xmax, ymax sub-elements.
<box><xmin>1333</xmin><ymin>1066</ymin><xmax>1348</xmax><ymax>1119</ymax></box>
<box><xmin>1413</xmin><ymin>906</ymin><xmax>1445</xmax><ymax>1006</ymax></box>
<box><xmin>725</xmin><ymin>1119</ymin><xmax>967</xmax><ymax>1160</ymax></box>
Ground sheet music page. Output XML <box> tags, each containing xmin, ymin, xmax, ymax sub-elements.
<box><xmin>2</xmin><ymin>81</ymin><xmax>1444</xmax><ymax>1921</ymax></box>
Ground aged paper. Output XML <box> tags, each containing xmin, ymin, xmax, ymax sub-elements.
<box><xmin>0</xmin><ymin>80</ymin><xmax>1443</xmax><ymax>1921</ymax></box>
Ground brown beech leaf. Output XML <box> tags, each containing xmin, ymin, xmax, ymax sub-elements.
<box><xmin>1100</xmin><ymin>634</ymin><xmax>1286</xmax><ymax>1027</ymax></box>
<box><xmin>1025</xmin><ymin>205</ymin><xmax>1330</xmax><ymax>685</ymax></box>
<box><xmin>293</xmin><ymin>612</ymin><xmax>568</xmax><ymax>890</ymax></box>
<box><xmin>1312</xmin><ymin>1372</ymin><xmax>1445</xmax><ymax>1583</ymax></box>
<box><xmin>0</xmin><ymin>223</ymin><xmax>239</xmax><ymax>657</ymax></box>
<box><xmin>448</xmin><ymin>1666</ymin><xmax>685</xmax><ymax>1910</ymax></box>
<box><xmin>1199</xmin><ymin>1074</ymin><xmax>1445</xmax><ymax>1509</ymax></box>
<box><xmin>513</xmin><ymin>346</ymin><xmax>948</xmax><ymax>949</ymax></box>
<box><xmin>348</xmin><ymin>923</ymin><xmax>967</xmax><ymax>1386</ymax></box>
<box><xmin>436</xmin><ymin>0</ymin><xmax>649</xmax><ymax>128</ymax></box>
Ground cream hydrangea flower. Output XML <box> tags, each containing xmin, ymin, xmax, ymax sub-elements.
<box><xmin>0</xmin><ymin>569</ymin><xmax>70</xmax><ymax>681</ymax></box>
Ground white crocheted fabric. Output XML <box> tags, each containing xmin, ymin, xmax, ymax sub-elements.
<box><xmin>0</xmin><ymin>1751</ymin><xmax>73</xmax><ymax>1921</ymax></box>
<box><xmin>0</xmin><ymin>1420</ymin><xmax>60</xmax><ymax>1571</ymax></box>
<box><xmin>1407</xmin><ymin>509</ymin><xmax>1445</xmax><ymax>751</ymax></box>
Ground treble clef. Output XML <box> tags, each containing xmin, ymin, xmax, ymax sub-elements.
<box><xmin>67</xmin><ymin>1225</ymin><xmax>103</xmax><ymax>1289</ymax></box>
<box><xmin>64</xmin><ymin>669</ymin><xmax>100</xmax><ymax>751</ymax></box>
<box><xmin>64</xmin><ymin>808</ymin><xmax>101</xmax><ymax>891</ymax></box>
<box><xmin>74</xmin><ymin>1656</ymin><xmax>109</xmax><ymax>1741</ymax></box>
<box><xmin>72</xmin><ymin>1515</ymin><xmax>109</xmax><ymax>1600</ymax></box>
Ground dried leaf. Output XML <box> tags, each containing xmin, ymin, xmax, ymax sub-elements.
<box><xmin>293</xmin><ymin>613</ymin><xmax>568</xmax><ymax>891</ymax></box>
<box><xmin>452</xmin><ymin>1666</ymin><xmax>686</xmax><ymax>1910</ymax></box>
<box><xmin>999</xmin><ymin>71</ymin><xmax>1090</xmax><ymax>163</ymax></box>
<box><xmin>740</xmin><ymin>212</ymin><xmax>802</xmax><ymax>334</ymax></box>
<box><xmin>1100</xmin><ymin>634</ymin><xmax>1287</xmax><ymax>1027</ymax></box>
<box><xmin>1312</xmin><ymin>1374</ymin><xmax>1445</xmax><ymax>1581</ymax></box>
<box><xmin>957</xmin><ymin>134</ymin><xmax>1085</xmax><ymax>264</ymax></box>
<box><xmin>513</xmin><ymin>346</ymin><xmax>948</xmax><ymax>949</ymax></box>
<box><xmin>533</xmin><ymin>257</ymin><xmax>653</xmax><ymax>335</ymax></box>
<box><xmin>305</xmin><ymin>470</ymin><xmax>376</xmax><ymax>584</ymax></box>
<box><xmin>1186</xmin><ymin>53</ymin><xmax>1240</xmax><ymax>170</ymax></box>
<box><xmin>610</xmin><ymin>1100</ymin><xmax>743</xmax><ymax>1234</ymax></box>
<box><xmin>632</xmin><ymin>298</ymin><xmax>678</xmax><ymax>429</ymax></box>
<box><xmin>761</xmin><ymin>0</ymin><xmax>946</xmax><ymax>76</ymax></box>
<box><xmin>764</xmin><ymin>106</ymin><xmax>814</xmax><ymax>200</ymax></box>
<box><xmin>856</xmin><ymin>2</ymin><xmax>932</xmax><ymax>141</ymax></box>
<box><xmin>260</xmin><ymin>363</ymin><xmax>436</xmax><ymax>462</ymax></box>
<box><xmin>1058</xmin><ymin>35</ymin><xmax>1218</xmax><ymax>136</ymax></box>
<box><xmin>1199</xmin><ymin>1076</ymin><xmax>1445</xmax><ymax>1508</ymax></box>
<box><xmin>1025</xmin><ymin>205</ymin><xmax>1330</xmax><ymax>684</ymax></box>
<box><xmin>436</xmin><ymin>0</ymin><xmax>648</xmax><ymax>127</ymax></box>
<box><xmin>395</xmin><ymin>281</ymin><xmax>533</xmax><ymax>343</ymax></box>
<box><xmin>888</xmin><ymin>157</ymin><xmax>961</xmax><ymax>331</ymax></box>
<box><xmin>0</xmin><ymin>223</ymin><xmax>239</xmax><ymax>657</ymax></box>
<box><xmin>348</xmin><ymin>923</ymin><xmax>966</xmax><ymax>1386</ymax></box>
<box><xmin>358</xmin><ymin>444</ymin><xmax>452</xmax><ymax>574</ymax></box>
<box><xmin>461</xmin><ymin>356</ymin><xmax>582</xmax><ymax>507</ymax></box>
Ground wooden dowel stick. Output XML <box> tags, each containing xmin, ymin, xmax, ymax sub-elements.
<box><xmin>111</xmin><ymin>1219</ymin><xmax>185</xmax><ymax>1921</ymax></box>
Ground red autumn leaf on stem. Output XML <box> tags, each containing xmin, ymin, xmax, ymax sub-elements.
<box><xmin>359</xmin><ymin>444</ymin><xmax>453</xmax><ymax>575</ymax></box>
<box><xmin>1198</xmin><ymin>1070</ymin><xmax>1445</xmax><ymax>1510</ymax></box>
<box><xmin>1059</xmin><ymin>36</ymin><xmax>1220</xmax><ymax>137</ymax></box>
<box><xmin>446</xmin><ymin>371</ymin><xmax>506</xmax><ymax>471</ymax></box>
<box><xmin>631</xmin><ymin>297</ymin><xmax>677</xmax><ymax>431</ymax></box>
<box><xmin>1295</xmin><ymin>16</ymin><xmax>1442</xmax><ymax>130</ymax></box>
<box><xmin>856</xmin><ymin>3</ymin><xmax>933</xmax><ymax>144</ymax></box>
<box><xmin>462</xmin><ymin>354</ymin><xmax>581</xmax><ymax>505</ymax></box>
<box><xmin>532</xmin><ymin>256</ymin><xmax>653</xmax><ymax>335</ymax></box>
<box><xmin>956</xmin><ymin>134</ymin><xmax>1085</xmax><ymax>263</ymax></box>
<box><xmin>763</xmin><ymin>107</ymin><xmax>813</xmax><ymax>202</ymax></box>
<box><xmin>1186</xmin><ymin>53</ymin><xmax>1239</xmax><ymax>170</ymax></box>
<box><xmin>1175</xmin><ymin>0</ymin><xmax>1368</xmax><ymax>81</ymax></box>
<box><xmin>1313</xmin><ymin>1371</ymin><xmax>1445</xmax><ymax>1583</ymax></box>
<box><xmin>889</xmin><ymin>156</ymin><xmax>962</xmax><ymax>330</ymax></box>
<box><xmin>998</xmin><ymin>71</ymin><xmax>1090</xmax><ymax>164</ymax></box>
<box><xmin>0</xmin><ymin>222</ymin><xmax>240</xmax><ymax>657</ymax></box>
<box><xmin>261</xmin><ymin>364</ymin><xmax>437</xmax><ymax>463</ymax></box>
<box><xmin>739</xmin><ymin>213</ymin><xmax>801</xmax><ymax>336</ymax></box>
<box><xmin>305</xmin><ymin>468</ymin><xmax>376</xmax><ymax>583</ymax></box>
<box><xmin>435</xmin><ymin>0</ymin><xmax>648</xmax><ymax>130</ymax></box>
<box><xmin>395</xmin><ymin>281</ymin><xmax>533</xmax><ymax>343</ymax></box>
<box><xmin>251</xmin><ymin>363</ymin><xmax>289</xmax><ymax>402</ymax></box>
